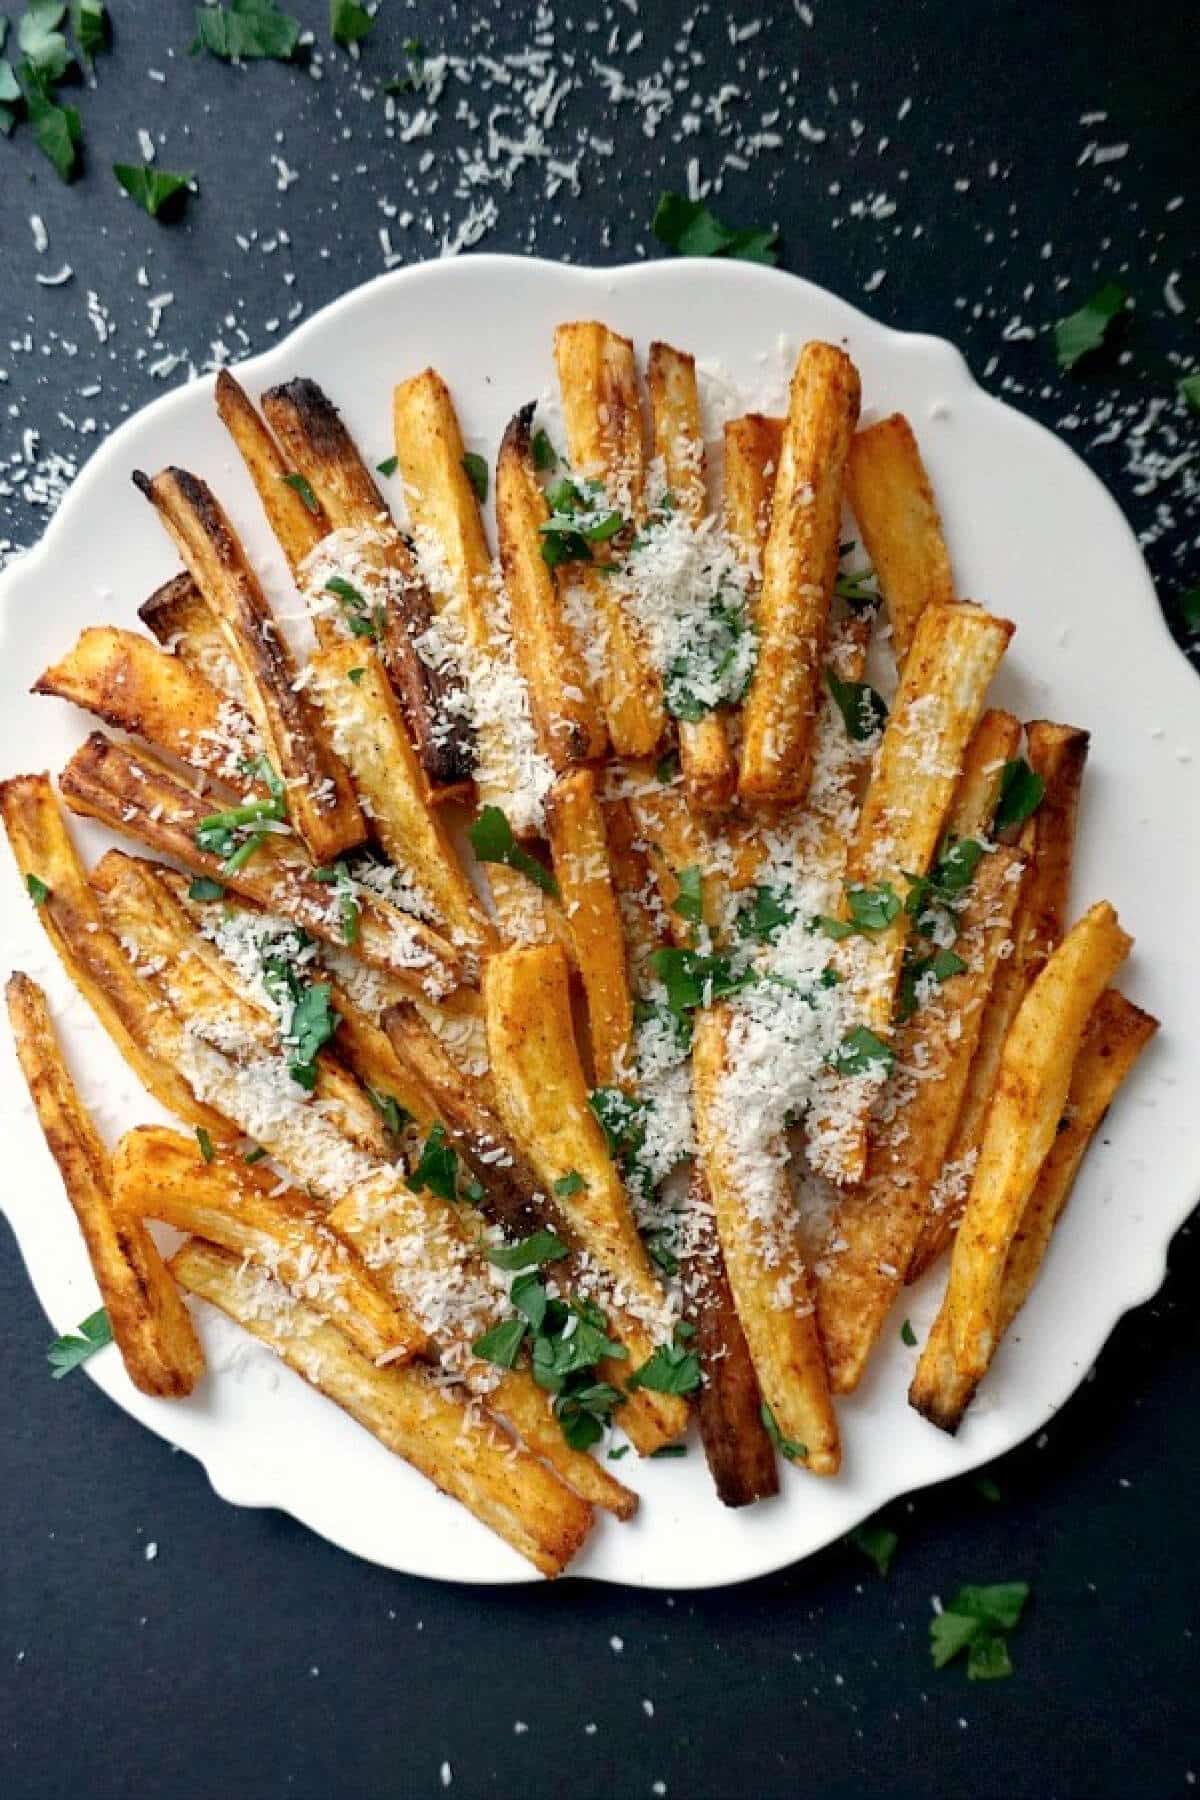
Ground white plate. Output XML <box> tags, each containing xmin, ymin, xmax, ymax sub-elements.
<box><xmin>1</xmin><ymin>256</ymin><xmax>1196</xmax><ymax>1589</ymax></box>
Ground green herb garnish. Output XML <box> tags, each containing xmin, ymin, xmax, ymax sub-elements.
<box><xmin>849</xmin><ymin>1519</ymin><xmax>899</xmax><ymax>1576</ymax></box>
<box><xmin>281</xmin><ymin>470</ymin><xmax>319</xmax><ymax>513</ymax></box>
<box><xmin>195</xmin><ymin>1126</ymin><xmax>215</xmax><ymax>1163</ymax></box>
<box><xmin>760</xmin><ymin>1401</ymin><xmax>806</xmax><ymax>1461</ymax></box>
<box><xmin>47</xmin><ymin>1306</ymin><xmax>112</xmax><ymax>1379</ymax></box>
<box><xmin>242</xmin><ymin>1145</ymin><xmax>268</xmax><ymax>1164</ymax></box>
<box><xmin>1054</xmin><ymin>282</ymin><xmax>1130</xmax><ymax>372</ymax></box>
<box><xmin>845</xmin><ymin>882</ymin><xmax>902</xmax><ymax>933</ymax></box>
<box><xmin>25</xmin><ymin>872</ymin><xmax>50</xmax><ymax>904</ymax></box>
<box><xmin>652</xmin><ymin>191</ymin><xmax>778</xmax><ymax>265</ymax></box>
<box><xmin>469</xmin><ymin>805</ymin><xmax>559</xmax><ymax>896</ymax></box>
<box><xmin>192</xmin><ymin>0</ymin><xmax>301</xmax><ymax>62</ymax></box>
<box><xmin>532</xmin><ymin>428</ymin><xmax>557</xmax><ymax>471</ymax></box>
<box><xmin>366</xmin><ymin>1088</ymin><xmax>412</xmax><ymax>1138</ymax></box>
<box><xmin>406</xmin><ymin>1122</ymin><xmax>460</xmax><ymax>1203</ymax></box>
<box><xmin>900</xmin><ymin>1318</ymin><xmax>917</xmax><ymax>1347</ymax></box>
<box><xmin>993</xmin><ymin>758</ymin><xmax>1045</xmax><ymax>833</ymax></box>
<box><xmin>626</xmin><ymin>1340</ymin><xmax>701</xmax><ymax>1396</ymax></box>
<box><xmin>735</xmin><ymin>885</ymin><xmax>795</xmax><ymax>944</ymax></box>
<box><xmin>931</xmin><ymin>1581</ymin><xmax>1030</xmax><ymax>1680</ymax></box>
<box><xmin>487</xmin><ymin>1230</ymin><xmax>569</xmax><ymax>1272</ymax></box>
<box><xmin>470</xmin><ymin>1315</ymin><xmax>528</xmax><ymax>1370</ymax></box>
<box><xmin>553</xmin><ymin>1171</ymin><xmax>585</xmax><ymax>1199</ymax></box>
<box><xmin>829</xmin><ymin>1026</ymin><xmax>894</xmax><ymax>1078</ymax></box>
<box><xmin>113</xmin><ymin>164</ymin><xmax>194</xmax><ymax>220</ymax></box>
<box><xmin>284</xmin><ymin>982</ymin><xmax>337</xmax><ymax>1090</ymax></box>
<box><xmin>461</xmin><ymin>451</ymin><xmax>488</xmax><ymax>504</ymax></box>
<box><xmin>187</xmin><ymin>876</ymin><xmax>225</xmax><ymax>901</ymax></box>
<box><xmin>826</xmin><ymin>666</ymin><xmax>887</xmax><ymax>741</ymax></box>
<box><xmin>330</xmin><ymin>0</ymin><xmax>372</xmax><ymax>45</ymax></box>
<box><xmin>671</xmin><ymin>865</ymin><xmax>704</xmax><ymax>927</ymax></box>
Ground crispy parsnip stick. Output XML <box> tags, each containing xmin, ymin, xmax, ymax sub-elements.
<box><xmin>723</xmin><ymin>413</ymin><xmax>783</xmax><ymax>568</ymax></box>
<box><xmin>683</xmin><ymin>1164</ymin><xmax>779</xmax><ymax>1507</ymax></box>
<box><xmin>261</xmin><ymin>377</ymin><xmax>474</xmax><ymax>794</ymax></box>
<box><xmin>214</xmin><ymin>369</ymin><xmax>329</xmax><ymax>574</ymax></box>
<box><xmin>554</xmin><ymin>322</ymin><xmax>665</xmax><ymax>756</ymax></box>
<box><xmin>907</xmin><ymin>719</ymin><xmax>1089</xmax><ymax>1278</ymax></box>
<box><xmin>844</xmin><ymin>413</ymin><xmax>954</xmax><ymax>664</ymax></box>
<box><xmin>35</xmin><ymin>626</ymin><xmax>263</xmax><ymax>785</ymax></box>
<box><xmin>909</xmin><ymin>901</ymin><xmax>1132</xmax><ymax>1431</ymax></box>
<box><xmin>114</xmin><ymin>1126</ymin><xmax>427</xmax><ymax>1363</ymax></box>
<box><xmin>739</xmin><ymin>343</ymin><xmax>862</xmax><ymax>805</ymax></box>
<box><xmin>170</xmin><ymin>1238</ymin><xmax>593</xmax><ymax>1577</ymax></box>
<box><xmin>1</xmin><ymin>774</ymin><xmax>232</xmax><ymax>1139</ymax></box>
<box><xmin>138</xmin><ymin>572</ymin><xmax>247</xmax><ymax>701</ymax></box>
<box><xmin>58</xmin><ymin>733</ymin><xmax>465</xmax><ymax>1000</ymax></box>
<box><xmin>945</xmin><ymin>708</ymin><xmax>1022</xmax><ymax>841</ymax></box>
<box><xmin>544</xmin><ymin>768</ymin><xmax>634</xmax><ymax>1086</ymax></box>
<box><xmin>691</xmin><ymin>1006</ymin><xmax>841</xmax><ymax>1474</ymax></box>
<box><xmin>482</xmin><ymin>944</ymin><xmax>689</xmax><ymax>1455</ymax></box>
<box><xmin>647</xmin><ymin>340</ymin><xmax>736</xmax><ymax>812</ymax></box>
<box><xmin>135</xmin><ymin>466</ymin><xmax>367</xmax><ymax>866</ymax></box>
<box><xmin>8</xmin><ymin>973</ymin><xmax>204</xmax><ymax>1397</ymax></box>
<box><xmin>815</xmin><ymin>845</ymin><xmax>1026</xmax><ymax>1393</ymax></box>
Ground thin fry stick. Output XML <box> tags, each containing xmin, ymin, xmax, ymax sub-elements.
<box><xmin>545</xmin><ymin>768</ymin><xmax>634</xmax><ymax>1086</ymax></box>
<box><xmin>845</xmin><ymin>413</ymin><xmax>954</xmax><ymax>663</ymax></box>
<box><xmin>214</xmin><ymin>369</ymin><xmax>329</xmax><ymax>573</ymax></box>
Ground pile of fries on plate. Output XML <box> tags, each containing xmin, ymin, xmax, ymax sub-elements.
<box><xmin>3</xmin><ymin>323</ymin><xmax>1157</xmax><ymax>1574</ymax></box>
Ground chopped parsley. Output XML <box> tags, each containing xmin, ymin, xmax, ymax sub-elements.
<box><xmin>1054</xmin><ymin>282</ymin><xmax>1130</xmax><ymax>372</ymax></box>
<box><xmin>735</xmin><ymin>885</ymin><xmax>796</xmax><ymax>944</ymax></box>
<box><xmin>365</xmin><ymin>1087</ymin><xmax>412</xmax><ymax>1138</ymax></box>
<box><xmin>930</xmin><ymin>1581</ymin><xmax>1030</xmax><ymax>1680</ymax></box>
<box><xmin>195</xmin><ymin>756</ymin><xmax>287</xmax><ymax>872</ymax></box>
<box><xmin>242</xmin><ymin>1145</ymin><xmax>268</xmax><ymax>1164</ymax></box>
<box><xmin>650</xmin><ymin>1443</ymin><xmax>688</xmax><ymax>1458</ymax></box>
<box><xmin>487</xmin><ymin>1230</ymin><xmax>569</xmax><ymax>1271</ymax></box>
<box><xmin>461</xmin><ymin>451</ymin><xmax>488</xmax><ymax>504</ymax></box>
<box><xmin>663</xmin><ymin>592</ymin><xmax>755</xmax><ymax>722</ymax></box>
<box><xmin>552</xmin><ymin>1171</ymin><xmax>586</xmax><ymax>1199</ymax></box>
<box><xmin>1175</xmin><ymin>589</ymin><xmax>1200</xmax><ymax>633</ymax></box>
<box><xmin>25</xmin><ymin>872</ymin><xmax>50</xmax><ymax>904</ymax></box>
<box><xmin>187</xmin><ymin>876</ymin><xmax>225</xmax><ymax>901</ymax></box>
<box><xmin>654</xmin><ymin>749</ymin><xmax>680</xmax><ymax>785</ymax></box>
<box><xmin>468</xmin><ymin>805</ymin><xmax>559</xmax><ymax>896</ymax></box>
<box><xmin>760</xmin><ymin>1401</ymin><xmax>807</xmax><ymax>1461</ymax></box>
<box><xmin>72</xmin><ymin>0</ymin><xmax>108</xmax><ymax>66</ymax></box>
<box><xmin>974</xmin><ymin>1474</ymin><xmax>1003</xmax><ymax>1504</ymax></box>
<box><xmin>538</xmin><ymin>475</ymin><xmax>625</xmax><ymax>569</ymax></box>
<box><xmin>113</xmin><ymin>163</ymin><xmax>194</xmax><ymax>220</ymax></box>
<box><xmin>1180</xmin><ymin>374</ymin><xmax>1200</xmax><ymax>414</ymax></box>
<box><xmin>834</xmin><ymin>563</ymin><xmax>881</xmax><ymax>611</ymax></box>
<box><xmin>671</xmin><ymin>864</ymin><xmax>704</xmax><ymax>927</ymax></box>
<box><xmin>845</xmin><ymin>881</ymin><xmax>902</xmax><ymax>933</ymax></box>
<box><xmin>47</xmin><ymin>1306</ymin><xmax>112</xmax><ymax>1379</ymax></box>
<box><xmin>826</xmin><ymin>666</ymin><xmax>887</xmax><ymax>741</ymax></box>
<box><xmin>470</xmin><ymin>1315</ymin><xmax>527</xmax><ymax>1370</ymax></box>
<box><xmin>473</xmin><ymin>1290</ymin><xmax>628</xmax><ymax>1450</ymax></box>
<box><xmin>19</xmin><ymin>3</ymin><xmax>73</xmax><ymax>81</ymax></box>
<box><xmin>192</xmin><ymin>0</ymin><xmax>301</xmax><ymax>62</ymax></box>
<box><xmin>406</xmin><ymin>1122</ymin><xmax>460</xmax><ymax>1204</ymax></box>
<box><xmin>626</xmin><ymin>1338</ymin><xmax>701</xmax><ymax>1396</ymax></box>
<box><xmin>904</xmin><ymin>836</ymin><xmax>985</xmax><ymax>938</ymax></box>
<box><xmin>900</xmin><ymin>1318</ymin><xmax>918</xmax><ymax>1347</ymax></box>
<box><xmin>324</xmin><ymin>573</ymin><xmax>384</xmax><ymax>642</ymax></box>
<box><xmin>195</xmin><ymin>1126</ymin><xmax>215</xmax><ymax>1163</ymax></box>
<box><xmin>330</xmin><ymin>0</ymin><xmax>372</xmax><ymax>45</ymax></box>
<box><xmin>645</xmin><ymin>1230</ymin><xmax>679</xmax><ymax>1276</ymax></box>
<box><xmin>649</xmin><ymin>946</ymin><xmax>756</xmax><ymax>1025</ymax></box>
<box><xmin>829</xmin><ymin>1026</ymin><xmax>894</xmax><ymax>1078</ymax></box>
<box><xmin>281</xmin><ymin>470</ymin><xmax>320</xmax><ymax>514</ymax></box>
<box><xmin>589</xmin><ymin>1086</ymin><xmax>653</xmax><ymax>1198</ymax></box>
<box><xmin>896</xmin><ymin>945</ymin><xmax>968</xmax><ymax>1022</ymax></box>
<box><xmin>849</xmin><ymin>1519</ymin><xmax>899</xmax><ymax>1576</ymax></box>
<box><xmin>607</xmin><ymin>1442</ymin><xmax>631</xmax><ymax>1462</ymax></box>
<box><xmin>376</xmin><ymin>454</ymin><xmax>398</xmax><ymax>477</ymax></box>
<box><xmin>532</xmin><ymin>428</ymin><xmax>557</xmax><ymax>471</ymax></box>
<box><xmin>993</xmin><ymin>757</ymin><xmax>1046</xmax><ymax>833</ymax></box>
<box><xmin>283</xmin><ymin>983</ymin><xmax>337</xmax><ymax>1089</ymax></box>
<box><xmin>652</xmin><ymin>191</ymin><xmax>779</xmax><ymax>265</ymax></box>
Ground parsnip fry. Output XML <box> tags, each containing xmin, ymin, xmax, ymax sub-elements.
<box><xmin>910</xmin><ymin>901</ymin><xmax>1132</xmax><ymax>1431</ymax></box>
<box><xmin>138</xmin><ymin>572</ymin><xmax>246</xmax><ymax>702</ymax></box>
<box><xmin>170</xmin><ymin>1239</ymin><xmax>593</xmax><ymax>1577</ymax></box>
<box><xmin>135</xmin><ymin>465</ymin><xmax>367</xmax><ymax>865</ymax></box>
<box><xmin>945</xmin><ymin>708</ymin><xmax>1022</xmax><ymax>841</ymax></box>
<box><xmin>483</xmin><ymin>944</ymin><xmax>688</xmax><ymax>1454</ymax></box>
<box><xmin>58</xmin><ymin>733</ymin><xmax>465</xmax><ymax>999</ymax></box>
<box><xmin>739</xmin><ymin>343</ymin><xmax>862</xmax><ymax>805</ymax></box>
<box><xmin>261</xmin><ymin>376</ymin><xmax>474</xmax><ymax>793</ymax></box>
<box><xmin>845</xmin><ymin>412</ymin><xmax>954</xmax><ymax>663</ymax></box>
<box><xmin>307</xmin><ymin>641</ymin><xmax>494</xmax><ymax>948</ymax></box>
<box><xmin>683</xmin><ymin>1164</ymin><xmax>779</xmax><ymax>1507</ymax></box>
<box><xmin>496</xmin><ymin>403</ymin><xmax>608</xmax><ymax>769</ymax></box>
<box><xmin>545</xmin><ymin>768</ymin><xmax>634</xmax><ymax>1086</ymax></box>
<box><xmin>114</xmin><ymin>1126</ymin><xmax>427</xmax><ymax>1363</ymax></box>
<box><xmin>625</xmin><ymin>769</ymin><xmax>723</xmax><ymax>945</ymax></box>
<box><xmin>907</xmin><ymin>719</ymin><xmax>1088</xmax><ymax>1278</ymax></box>
<box><xmin>35</xmin><ymin>626</ymin><xmax>262</xmax><ymax>785</ymax></box>
<box><xmin>1</xmin><ymin>774</ymin><xmax>231</xmax><ymax>1139</ymax></box>
<box><xmin>554</xmin><ymin>321</ymin><xmax>665</xmax><ymax>756</ymax></box>
<box><xmin>691</xmin><ymin>1007</ymin><xmax>840</xmax><ymax>1475</ymax></box>
<box><xmin>647</xmin><ymin>340</ymin><xmax>736</xmax><ymax>812</ymax></box>
<box><xmin>8</xmin><ymin>973</ymin><xmax>204</xmax><ymax>1398</ymax></box>
<box><xmin>214</xmin><ymin>369</ymin><xmax>328</xmax><ymax>574</ymax></box>
<box><xmin>816</xmin><ymin>846</ymin><xmax>1026</xmax><ymax>1393</ymax></box>
<box><xmin>723</xmin><ymin>413</ymin><xmax>783</xmax><ymax>569</ymax></box>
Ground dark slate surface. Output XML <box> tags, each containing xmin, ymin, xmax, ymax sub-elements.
<box><xmin>1</xmin><ymin>3</ymin><xmax>1197</xmax><ymax>1796</ymax></box>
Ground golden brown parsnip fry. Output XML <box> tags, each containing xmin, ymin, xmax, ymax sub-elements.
<box><xmin>554</xmin><ymin>322</ymin><xmax>665</xmax><ymax>756</ymax></box>
<box><xmin>844</xmin><ymin>413</ymin><xmax>954</xmax><ymax>663</ymax></box>
<box><xmin>647</xmin><ymin>340</ymin><xmax>736</xmax><ymax>813</ymax></box>
<box><xmin>482</xmin><ymin>944</ymin><xmax>688</xmax><ymax>1455</ymax></box>
<box><xmin>7</xmin><ymin>973</ymin><xmax>204</xmax><ymax>1398</ymax></box>
<box><xmin>261</xmin><ymin>377</ymin><xmax>474</xmax><ymax>794</ymax></box>
<box><xmin>683</xmin><ymin>1164</ymin><xmax>779</xmax><ymax>1508</ymax></box>
<box><xmin>815</xmin><ymin>846</ymin><xmax>1026</xmax><ymax>1393</ymax></box>
<box><xmin>496</xmin><ymin>403</ymin><xmax>608</xmax><ymax>769</ymax></box>
<box><xmin>34</xmin><ymin>626</ymin><xmax>262</xmax><ymax>785</ymax></box>
<box><xmin>601</xmin><ymin>793</ymin><xmax>668</xmax><ymax>984</ymax></box>
<box><xmin>910</xmin><ymin>901</ymin><xmax>1132</xmax><ymax>1432</ymax></box>
<box><xmin>138</xmin><ymin>572</ymin><xmax>246</xmax><ymax>702</ymax></box>
<box><xmin>545</xmin><ymin>768</ymin><xmax>633</xmax><ymax>1086</ymax></box>
<box><xmin>317</xmin><ymin>984</ymin><xmax>439</xmax><ymax>1139</ymax></box>
<box><xmin>307</xmin><ymin>641</ymin><xmax>494</xmax><ymax>949</ymax></box>
<box><xmin>625</xmin><ymin>770</ymin><xmax>723</xmax><ymax>945</ymax></box>
<box><xmin>723</xmin><ymin>414</ymin><xmax>783</xmax><ymax>567</ymax></box>
<box><xmin>0</xmin><ymin>774</ymin><xmax>232</xmax><ymax>1139</ymax></box>
<box><xmin>114</xmin><ymin>1126</ymin><xmax>428</xmax><ymax>1363</ymax></box>
<box><xmin>739</xmin><ymin>343</ymin><xmax>862</xmax><ymax>805</ymax></box>
<box><xmin>997</xmin><ymin>988</ymin><xmax>1157</xmax><ymax>1334</ymax></box>
<box><xmin>134</xmin><ymin>466</ymin><xmax>367</xmax><ymax>866</ymax></box>
<box><xmin>907</xmin><ymin>720</ymin><xmax>1088</xmax><ymax>1279</ymax></box>
<box><xmin>214</xmin><ymin>370</ymin><xmax>328</xmax><ymax>574</ymax></box>
<box><xmin>691</xmin><ymin>1006</ymin><xmax>840</xmax><ymax>1474</ymax></box>
<box><xmin>57</xmin><ymin>733</ymin><xmax>464</xmax><ymax>999</ymax></box>
<box><xmin>90</xmin><ymin>851</ymin><xmax>388</xmax><ymax>1161</ymax></box>
<box><xmin>811</xmin><ymin>602</ymin><xmax>1014</xmax><ymax>1186</ymax></box>
<box><xmin>946</xmin><ymin>708</ymin><xmax>1022</xmax><ymax>841</ymax></box>
<box><xmin>170</xmin><ymin>1239</ymin><xmax>592</xmax><ymax>1577</ymax></box>
<box><xmin>488</xmin><ymin>1370</ymin><xmax>638</xmax><ymax>1520</ymax></box>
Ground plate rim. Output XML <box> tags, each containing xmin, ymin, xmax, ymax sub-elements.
<box><xmin>1</xmin><ymin>252</ymin><xmax>1196</xmax><ymax>1589</ymax></box>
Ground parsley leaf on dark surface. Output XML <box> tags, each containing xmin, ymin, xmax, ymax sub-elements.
<box><xmin>330</xmin><ymin>0</ymin><xmax>372</xmax><ymax>46</ymax></box>
<box><xmin>24</xmin><ymin>79</ymin><xmax>80</xmax><ymax>180</ymax></box>
<box><xmin>114</xmin><ymin>164</ymin><xmax>194</xmax><ymax>220</ymax></box>
<box><xmin>652</xmin><ymin>191</ymin><xmax>779</xmax><ymax>265</ymax></box>
<box><xmin>468</xmin><ymin>805</ymin><xmax>559</xmax><ymax>895</ymax></box>
<box><xmin>1174</xmin><ymin>589</ymin><xmax>1200</xmax><ymax>633</ymax></box>
<box><xmin>993</xmin><ymin>757</ymin><xmax>1045</xmax><ymax>832</ymax></box>
<box><xmin>47</xmin><ymin>1306</ymin><xmax>112</xmax><ymax>1378</ymax></box>
<box><xmin>71</xmin><ymin>0</ymin><xmax>107</xmax><ymax>63</ymax></box>
<box><xmin>849</xmin><ymin>1520</ymin><xmax>899</xmax><ymax>1576</ymax></box>
<box><xmin>192</xmin><ymin>0</ymin><xmax>301</xmax><ymax>62</ymax></box>
<box><xmin>1054</xmin><ymin>281</ymin><xmax>1130</xmax><ymax>372</ymax></box>
<box><xmin>760</xmin><ymin>1401</ymin><xmax>806</xmax><ymax>1461</ymax></box>
<box><xmin>826</xmin><ymin>665</ymin><xmax>887</xmax><ymax>741</ymax></box>
<box><xmin>1180</xmin><ymin>374</ymin><xmax>1200</xmax><ymax>414</ymax></box>
<box><xmin>930</xmin><ymin>1581</ymin><xmax>1030</xmax><ymax>1678</ymax></box>
<box><xmin>19</xmin><ymin>3</ymin><xmax>73</xmax><ymax>84</ymax></box>
<box><xmin>461</xmin><ymin>451</ymin><xmax>488</xmax><ymax>503</ymax></box>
